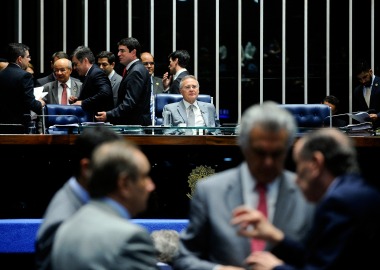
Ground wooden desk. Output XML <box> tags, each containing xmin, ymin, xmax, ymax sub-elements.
<box><xmin>0</xmin><ymin>134</ymin><xmax>378</xmax><ymax>219</ymax></box>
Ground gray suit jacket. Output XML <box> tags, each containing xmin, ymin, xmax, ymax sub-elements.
<box><xmin>152</xmin><ymin>76</ymin><xmax>165</xmax><ymax>94</ymax></box>
<box><xmin>51</xmin><ymin>199</ymin><xmax>158</xmax><ymax>270</ymax></box>
<box><xmin>42</xmin><ymin>78</ymin><xmax>82</xmax><ymax>104</ymax></box>
<box><xmin>35</xmin><ymin>178</ymin><xmax>85</xmax><ymax>270</ymax></box>
<box><xmin>173</xmin><ymin>163</ymin><xmax>315</xmax><ymax>270</ymax></box>
<box><xmin>110</xmin><ymin>71</ymin><xmax>122</xmax><ymax>107</ymax></box>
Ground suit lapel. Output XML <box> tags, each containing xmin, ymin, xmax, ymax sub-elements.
<box><xmin>177</xmin><ymin>101</ymin><xmax>188</xmax><ymax>122</ymax></box>
<box><xmin>52</xmin><ymin>81</ymin><xmax>60</xmax><ymax>104</ymax></box>
<box><xmin>198</xmin><ymin>102</ymin><xmax>209</xmax><ymax>126</ymax></box>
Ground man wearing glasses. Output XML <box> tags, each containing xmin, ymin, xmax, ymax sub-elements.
<box><xmin>141</xmin><ymin>52</ymin><xmax>165</xmax><ymax>94</ymax></box>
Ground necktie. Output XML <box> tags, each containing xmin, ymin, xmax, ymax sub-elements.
<box><xmin>150</xmin><ymin>77</ymin><xmax>155</xmax><ymax>125</ymax></box>
<box><xmin>251</xmin><ymin>183</ymin><xmax>267</xmax><ymax>252</ymax></box>
<box><xmin>187</xmin><ymin>105</ymin><xmax>195</xmax><ymax>127</ymax></box>
<box><xmin>61</xmin><ymin>83</ymin><xmax>67</xmax><ymax>105</ymax></box>
<box><xmin>122</xmin><ymin>67</ymin><xmax>128</xmax><ymax>78</ymax></box>
<box><xmin>365</xmin><ymin>86</ymin><xmax>371</xmax><ymax>107</ymax></box>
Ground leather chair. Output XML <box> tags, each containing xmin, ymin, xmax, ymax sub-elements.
<box><xmin>279</xmin><ymin>104</ymin><xmax>332</xmax><ymax>128</ymax></box>
<box><xmin>42</xmin><ymin>104</ymin><xmax>92</xmax><ymax>134</ymax></box>
<box><xmin>155</xmin><ymin>94</ymin><xmax>212</xmax><ymax>125</ymax></box>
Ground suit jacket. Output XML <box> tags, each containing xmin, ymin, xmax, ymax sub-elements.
<box><xmin>152</xmin><ymin>76</ymin><xmax>165</xmax><ymax>94</ymax></box>
<box><xmin>0</xmin><ymin>63</ymin><xmax>43</xmax><ymax>126</ymax></box>
<box><xmin>51</xmin><ymin>199</ymin><xmax>158</xmax><ymax>270</ymax></box>
<box><xmin>42</xmin><ymin>78</ymin><xmax>82</xmax><ymax>104</ymax></box>
<box><xmin>173</xmin><ymin>163</ymin><xmax>315</xmax><ymax>270</ymax></box>
<box><xmin>35</xmin><ymin>178</ymin><xmax>86</xmax><ymax>270</ymax></box>
<box><xmin>35</xmin><ymin>73</ymin><xmax>56</xmax><ymax>87</ymax></box>
<box><xmin>162</xmin><ymin>100</ymin><xmax>220</xmax><ymax>135</ymax></box>
<box><xmin>168</xmin><ymin>70</ymin><xmax>190</xmax><ymax>94</ymax></box>
<box><xmin>79</xmin><ymin>64</ymin><xmax>114</xmax><ymax>115</ymax></box>
<box><xmin>272</xmin><ymin>173</ymin><xmax>380</xmax><ymax>270</ymax></box>
<box><xmin>106</xmin><ymin>60</ymin><xmax>151</xmax><ymax>126</ymax></box>
<box><xmin>110</xmin><ymin>71</ymin><xmax>122</xmax><ymax>107</ymax></box>
<box><xmin>353</xmin><ymin>75</ymin><xmax>380</xmax><ymax>127</ymax></box>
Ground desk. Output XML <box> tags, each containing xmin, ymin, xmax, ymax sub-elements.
<box><xmin>0</xmin><ymin>134</ymin><xmax>378</xmax><ymax>219</ymax></box>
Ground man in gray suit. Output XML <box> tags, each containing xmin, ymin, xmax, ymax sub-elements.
<box><xmin>35</xmin><ymin>126</ymin><xmax>122</xmax><ymax>270</ymax></box>
<box><xmin>141</xmin><ymin>51</ymin><xmax>165</xmax><ymax>94</ymax></box>
<box><xmin>35</xmin><ymin>51</ymin><xmax>69</xmax><ymax>87</ymax></box>
<box><xmin>42</xmin><ymin>58</ymin><xmax>82</xmax><ymax>104</ymax></box>
<box><xmin>172</xmin><ymin>101</ymin><xmax>315</xmax><ymax>270</ymax></box>
<box><xmin>51</xmin><ymin>140</ymin><xmax>157</xmax><ymax>270</ymax></box>
<box><xmin>97</xmin><ymin>50</ymin><xmax>122</xmax><ymax>107</ymax></box>
<box><xmin>162</xmin><ymin>75</ymin><xmax>220</xmax><ymax>134</ymax></box>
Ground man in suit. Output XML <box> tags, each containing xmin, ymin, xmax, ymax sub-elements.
<box><xmin>0</xmin><ymin>43</ymin><xmax>45</xmax><ymax>131</ymax></box>
<box><xmin>352</xmin><ymin>58</ymin><xmax>380</xmax><ymax>128</ymax></box>
<box><xmin>95</xmin><ymin>37</ymin><xmax>151</xmax><ymax>126</ymax></box>
<box><xmin>141</xmin><ymin>51</ymin><xmax>165</xmax><ymax>94</ymax></box>
<box><xmin>162</xmin><ymin>50</ymin><xmax>190</xmax><ymax>94</ymax></box>
<box><xmin>42</xmin><ymin>58</ymin><xmax>82</xmax><ymax>104</ymax></box>
<box><xmin>35</xmin><ymin>126</ymin><xmax>122</xmax><ymax>270</ymax></box>
<box><xmin>97</xmin><ymin>50</ymin><xmax>122</xmax><ymax>107</ymax></box>
<box><xmin>173</xmin><ymin>101</ymin><xmax>315</xmax><ymax>270</ymax></box>
<box><xmin>35</xmin><ymin>51</ymin><xmax>69</xmax><ymax>87</ymax></box>
<box><xmin>71</xmin><ymin>46</ymin><xmax>114</xmax><ymax>118</ymax></box>
<box><xmin>162</xmin><ymin>75</ymin><xmax>220</xmax><ymax>135</ymax></box>
<box><xmin>51</xmin><ymin>140</ymin><xmax>157</xmax><ymax>270</ymax></box>
<box><xmin>235</xmin><ymin>128</ymin><xmax>380</xmax><ymax>270</ymax></box>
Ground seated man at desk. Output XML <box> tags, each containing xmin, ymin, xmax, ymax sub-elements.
<box><xmin>162</xmin><ymin>75</ymin><xmax>220</xmax><ymax>134</ymax></box>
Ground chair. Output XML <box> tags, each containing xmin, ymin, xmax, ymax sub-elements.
<box><xmin>155</xmin><ymin>94</ymin><xmax>212</xmax><ymax>125</ymax></box>
<box><xmin>279</xmin><ymin>104</ymin><xmax>331</xmax><ymax>128</ymax></box>
<box><xmin>42</xmin><ymin>104</ymin><xmax>92</xmax><ymax>134</ymax></box>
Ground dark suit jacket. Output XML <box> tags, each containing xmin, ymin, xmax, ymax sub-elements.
<box><xmin>0</xmin><ymin>63</ymin><xmax>43</xmax><ymax>126</ymax></box>
<box><xmin>272</xmin><ymin>173</ymin><xmax>380</xmax><ymax>270</ymax></box>
<box><xmin>106</xmin><ymin>60</ymin><xmax>151</xmax><ymax>126</ymax></box>
<box><xmin>168</xmin><ymin>70</ymin><xmax>190</xmax><ymax>94</ymax></box>
<box><xmin>152</xmin><ymin>76</ymin><xmax>164</xmax><ymax>94</ymax></box>
<box><xmin>353</xmin><ymin>75</ymin><xmax>380</xmax><ymax>127</ymax></box>
<box><xmin>35</xmin><ymin>73</ymin><xmax>56</xmax><ymax>87</ymax></box>
<box><xmin>79</xmin><ymin>64</ymin><xmax>114</xmax><ymax>115</ymax></box>
<box><xmin>42</xmin><ymin>78</ymin><xmax>82</xmax><ymax>104</ymax></box>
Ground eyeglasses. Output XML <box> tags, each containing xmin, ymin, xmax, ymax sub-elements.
<box><xmin>143</xmin><ymin>62</ymin><xmax>155</xmax><ymax>66</ymax></box>
<box><xmin>182</xmin><ymin>85</ymin><xmax>199</xmax><ymax>90</ymax></box>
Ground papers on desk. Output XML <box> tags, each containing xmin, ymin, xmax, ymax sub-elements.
<box><xmin>350</xmin><ymin>112</ymin><xmax>370</xmax><ymax>123</ymax></box>
<box><xmin>340</xmin><ymin>122</ymin><xmax>374</xmax><ymax>136</ymax></box>
<box><xmin>34</xmin><ymin>86</ymin><xmax>48</xmax><ymax>100</ymax></box>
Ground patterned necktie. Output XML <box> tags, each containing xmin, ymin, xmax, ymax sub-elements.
<box><xmin>150</xmin><ymin>77</ymin><xmax>155</xmax><ymax>125</ymax></box>
<box><xmin>187</xmin><ymin>105</ymin><xmax>195</xmax><ymax>127</ymax></box>
<box><xmin>251</xmin><ymin>183</ymin><xmax>267</xmax><ymax>252</ymax></box>
<box><xmin>61</xmin><ymin>83</ymin><xmax>67</xmax><ymax>105</ymax></box>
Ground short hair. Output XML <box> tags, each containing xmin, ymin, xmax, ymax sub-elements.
<box><xmin>117</xmin><ymin>37</ymin><xmax>141</xmax><ymax>58</ymax></box>
<box><xmin>96</xmin><ymin>51</ymin><xmax>116</xmax><ymax>65</ymax></box>
<box><xmin>54</xmin><ymin>58</ymin><xmax>73</xmax><ymax>70</ymax></box>
<box><xmin>7</xmin><ymin>43</ymin><xmax>29</xmax><ymax>63</ymax></box>
<box><xmin>237</xmin><ymin>101</ymin><xmax>297</xmax><ymax>151</ymax></box>
<box><xmin>71</xmin><ymin>46</ymin><xmax>95</xmax><ymax>64</ymax></box>
<box><xmin>355</xmin><ymin>58</ymin><xmax>371</xmax><ymax>75</ymax></box>
<box><xmin>323</xmin><ymin>95</ymin><xmax>340</xmax><ymax>113</ymax></box>
<box><xmin>298</xmin><ymin>128</ymin><xmax>360</xmax><ymax>176</ymax></box>
<box><xmin>88</xmin><ymin>140</ymin><xmax>140</xmax><ymax>198</ymax></box>
<box><xmin>151</xmin><ymin>230</ymin><xmax>180</xmax><ymax>264</ymax></box>
<box><xmin>72</xmin><ymin>126</ymin><xmax>122</xmax><ymax>177</ymax></box>
<box><xmin>179</xmin><ymin>75</ymin><xmax>199</xmax><ymax>89</ymax></box>
<box><xmin>168</xmin><ymin>50</ymin><xmax>190</xmax><ymax>68</ymax></box>
<box><xmin>51</xmin><ymin>51</ymin><xmax>69</xmax><ymax>61</ymax></box>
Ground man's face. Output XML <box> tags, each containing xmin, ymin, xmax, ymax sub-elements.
<box><xmin>140</xmin><ymin>53</ymin><xmax>155</xmax><ymax>76</ymax></box>
<box><xmin>180</xmin><ymin>77</ymin><xmax>199</xmax><ymax>104</ymax></box>
<box><xmin>72</xmin><ymin>56</ymin><xmax>87</xmax><ymax>76</ymax></box>
<box><xmin>168</xmin><ymin>57</ymin><xmax>177</xmax><ymax>75</ymax></box>
<box><xmin>97</xmin><ymin>57</ymin><xmax>114</xmax><ymax>76</ymax></box>
<box><xmin>357</xmin><ymin>70</ymin><xmax>373</xmax><ymax>87</ymax></box>
<box><xmin>19</xmin><ymin>50</ymin><xmax>31</xmax><ymax>70</ymax></box>
<box><xmin>323</xmin><ymin>101</ymin><xmax>337</xmax><ymax>115</ymax></box>
<box><xmin>118</xmin><ymin>45</ymin><xmax>134</xmax><ymax>66</ymax></box>
<box><xmin>244</xmin><ymin>126</ymin><xmax>288</xmax><ymax>184</ymax></box>
<box><xmin>54</xmin><ymin>59</ymin><xmax>72</xmax><ymax>83</ymax></box>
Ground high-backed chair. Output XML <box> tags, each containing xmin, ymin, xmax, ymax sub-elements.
<box><xmin>155</xmin><ymin>94</ymin><xmax>212</xmax><ymax>125</ymax></box>
<box><xmin>42</xmin><ymin>104</ymin><xmax>92</xmax><ymax>134</ymax></box>
<box><xmin>279</xmin><ymin>104</ymin><xmax>331</xmax><ymax>128</ymax></box>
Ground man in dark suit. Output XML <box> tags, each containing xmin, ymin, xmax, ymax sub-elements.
<box><xmin>35</xmin><ymin>126</ymin><xmax>122</xmax><ymax>270</ymax></box>
<box><xmin>352</xmin><ymin>58</ymin><xmax>380</xmax><ymax>128</ymax></box>
<box><xmin>0</xmin><ymin>43</ymin><xmax>45</xmax><ymax>131</ymax></box>
<box><xmin>173</xmin><ymin>101</ymin><xmax>315</xmax><ymax>270</ymax></box>
<box><xmin>51</xmin><ymin>140</ymin><xmax>157</xmax><ymax>270</ymax></box>
<box><xmin>162</xmin><ymin>50</ymin><xmax>190</xmax><ymax>94</ymax></box>
<box><xmin>233</xmin><ymin>128</ymin><xmax>380</xmax><ymax>270</ymax></box>
<box><xmin>162</xmin><ymin>75</ymin><xmax>220</xmax><ymax>134</ymax></box>
<box><xmin>71</xmin><ymin>46</ymin><xmax>114</xmax><ymax>118</ymax></box>
<box><xmin>35</xmin><ymin>51</ymin><xmax>69</xmax><ymax>87</ymax></box>
<box><xmin>95</xmin><ymin>37</ymin><xmax>151</xmax><ymax>126</ymax></box>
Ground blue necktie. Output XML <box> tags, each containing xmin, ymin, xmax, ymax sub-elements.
<box><xmin>150</xmin><ymin>77</ymin><xmax>155</xmax><ymax>125</ymax></box>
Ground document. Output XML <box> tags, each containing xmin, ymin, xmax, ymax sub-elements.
<box><xmin>350</xmin><ymin>112</ymin><xmax>370</xmax><ymax>123</ymax></box>
<box><xmin>34</xmin><ymin>86</ymin><xmax>48</xmax><ymax>100</ymax></box>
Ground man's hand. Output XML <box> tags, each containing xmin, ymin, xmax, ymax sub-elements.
<box><xmin>245</xmin><ymin>251</ymin><xmax>284</xmax><ymax>270</ymax></box>
<box><xmin>95</xmin><ymin>111</ymin><xmax>107</xmax><ymax>122</ymax></box>
<box><xmin>162</xmin><ymin>72</ymin><xmax>172</xmax><ymax>89</ymax></box>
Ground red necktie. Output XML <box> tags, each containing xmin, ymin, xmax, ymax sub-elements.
<box><xmin>61</xmin><ymin>83</ymin><xmax>67</xmax><ymax>105</ymax></box>
<box><xmin>122</xmin><ymin>67</ymin><xmax>128</xmax><ymax>78</ymax></box>
<box><xmin>251</xmin><ymin>183</ymin><xmax>267</xmax><ymax>252</ymax></box>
